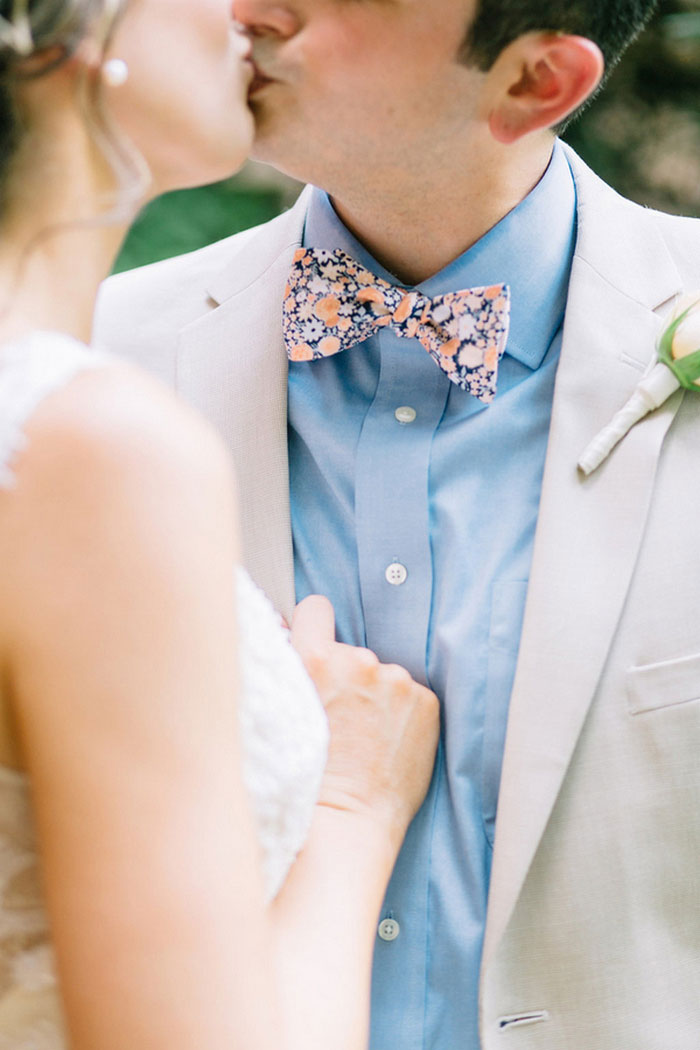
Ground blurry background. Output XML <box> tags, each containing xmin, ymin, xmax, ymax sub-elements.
<box><xmin>114</xmin><ymin>0</ymin><xmax>700</xmax><ymax>274</ymax></box>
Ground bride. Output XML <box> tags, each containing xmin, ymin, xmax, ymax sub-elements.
<box><xmin>0</xmin><ymin>2</ymin><xmax>439</xmax><ymax>1049</ymax></box>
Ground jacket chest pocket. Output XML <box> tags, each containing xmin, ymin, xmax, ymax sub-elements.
<box><xmin>627</xmin><ymin>650</ymin><xmax>700</xmax><ymax>716</ymax></box>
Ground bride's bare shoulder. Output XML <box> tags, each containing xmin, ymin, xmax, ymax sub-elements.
<box><xmin>6</xmin><ymin>356</ymin><xmax>233</xmax><ymax>502</ymax></box>
<box><xmin>0</xmin><ymin>356</ymin><xmax>238</xmax><ymax>629</ymax></box>
<box><xmin>32</xmin><ymin>355</ymin><xmax>227</xmax><ymax>468</ymax></box>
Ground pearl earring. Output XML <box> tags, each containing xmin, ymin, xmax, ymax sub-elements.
<box><xmin>102</xmin><ymin>58</ymin><xmax>129</xmax><ymax>87</ymax></box>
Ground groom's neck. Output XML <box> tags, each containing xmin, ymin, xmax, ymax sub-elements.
<box><xmin>324</xmin><ymin>136</ymin><xmax>554</xmax><ymax>286</ymax></box>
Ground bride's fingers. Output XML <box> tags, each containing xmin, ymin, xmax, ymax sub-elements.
<box><xmin>290</xmin><ymin>595</ymin><xmax>336</xmax><ymax>660</ymax></box>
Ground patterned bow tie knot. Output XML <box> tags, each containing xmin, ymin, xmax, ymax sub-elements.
<box><xmin>283</xmin><ymin>247</ymin><xmax>510</xmax><ymax>403</ymax></box>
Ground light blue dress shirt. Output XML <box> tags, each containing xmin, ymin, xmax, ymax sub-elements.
<box><xmin>288</xmin><ymin>141</ymin><xmax>577</xmax><ymax>1050</ymax></box>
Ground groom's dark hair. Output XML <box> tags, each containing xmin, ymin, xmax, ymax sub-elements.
<box><xmin>462</xmin><ymin>0</ymin><xmax>659</xmax><ymax>122</ymax></box>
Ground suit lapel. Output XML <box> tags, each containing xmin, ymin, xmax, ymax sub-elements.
<box><xmin>176</xmin><ymin>188</ymin><xmax>312</xmax><ymax>621</ymax></box>
<box><xmin>483</xmin><ymin>151</ymin><xmax>684</xmax><ymax>970</ymax></box>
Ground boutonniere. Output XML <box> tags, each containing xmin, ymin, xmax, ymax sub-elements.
<box><xmin>578</xmin><ymin>294</ymin><xmax>700</xmax><ymax>476</ymax></box>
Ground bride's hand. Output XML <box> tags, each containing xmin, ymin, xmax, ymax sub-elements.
<box><xmin>291</xmin><ymin>595</ymin><xmax>440</xmax><ymax>844</ymax></box>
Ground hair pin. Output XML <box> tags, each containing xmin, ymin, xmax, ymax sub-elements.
<box><xmin>0</xmin><ymin>0</ymin><xmax>33</xmax><ymax>57</ymax></box>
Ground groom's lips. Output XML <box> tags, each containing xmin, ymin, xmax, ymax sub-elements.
<box><xmin>248</xmin><ymin>62</ymin><xmax>276</xmax><ymax>96</ymax></box>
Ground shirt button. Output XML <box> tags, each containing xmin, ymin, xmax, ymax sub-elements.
<box><xmin>385</xmin><ymin>562</ymin><xmax>408</xmax><ymax>586</ymax></box>
<box><xmin>395</xmin><ymin>406</ymin><xmax>417</xmax><ymax>425</ymax></box>
<box><xmin>378</xmin><ymin>918</ymin><xmax>400</xmax><ymax>942</ymax></box>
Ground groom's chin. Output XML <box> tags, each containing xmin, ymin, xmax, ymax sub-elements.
<box><xmin>250</xmin><ymin>142</ymin><xmax>307</xmax><ymax>185</ymax></box>
<box><xmin>247</xmin><ymin>102</ymin><xmax>352</xmax><ymax>191</ymax></box>
<box><xmin>248</xmin><ymin>113</ymin><xmax>306</xmax><ymax>180</ymax></box>
<box><xmin>247</xmin><ymin>102</ymin><xmax>280</xmax><ymax>156</ymax></box>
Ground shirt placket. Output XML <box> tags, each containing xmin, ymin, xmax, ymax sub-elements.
<box><xmin>355</xmin><ymin>329</ymin><xmax>449</xmax><ymax>683</ymax></box>
<box><xmin>355</xmin><ymin>327</ymin><xmax>449</xmax><ymax>1050</ymax></box>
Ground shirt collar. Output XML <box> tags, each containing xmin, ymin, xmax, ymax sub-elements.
<box><xmin>302</xmin><ymin>139</ymin><xmax>577</xmax><ymax>371</ymax></box>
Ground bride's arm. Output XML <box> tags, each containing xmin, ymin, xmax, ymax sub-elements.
<box><xmin>272</xmin><ymin>598</ymin><xmax>439</xmax><ymax>1050</ymax></box>
<box><xmin>0</xmin><ymin>360</ymin><xmax>439</xmax><ymax>1050</ymax></box>
<box><xmin>0</xmin><ymin>364</ymin><xmax>281</xmax><ymax>1050</ymax></box>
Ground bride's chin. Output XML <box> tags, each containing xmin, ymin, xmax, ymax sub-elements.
<box><xmin>114</xmin><ymin>107</ymin><xmax>255</xmax><ymax>201</ymax></box>
<box><xmin>148</xmin><ymin>150</ymin><xmax>249</xmax><ymax>197</ymax></box>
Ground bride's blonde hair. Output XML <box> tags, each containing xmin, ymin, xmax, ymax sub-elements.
<box><xmin>0</xmin><ymin>0</ymin><xmax>148</xmax><ymax>219</ymax></box>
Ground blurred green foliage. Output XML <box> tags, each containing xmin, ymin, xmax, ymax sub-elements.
<box><xmin>115</xmin><ymin>0</ymin><xmax>700</xmax><ymax>275</ymax></box>
<box><xmin>114</xmin><ymin>175</ymin><xmax>291</xmax><ymax>273</ymax></box>
<box><xmin>564</xmin><ymin>0</ymin><xmax>700</xmax><ymax>216</ymax></box>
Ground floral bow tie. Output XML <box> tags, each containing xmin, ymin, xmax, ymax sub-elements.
<box><xmin>283</xmin><ymin>248</ymin><xmax>510</xmax><ymax>403</ymax></box>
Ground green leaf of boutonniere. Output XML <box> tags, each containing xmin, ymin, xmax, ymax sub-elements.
<box><xmin>658</xmin><ymin>297</ymin><xmax>700</xmax><ymax>390</ymax></box>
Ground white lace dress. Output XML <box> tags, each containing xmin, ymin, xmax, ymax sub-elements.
<box><xmin>0</xmin><ymin>332</ymin><xmax>329</xmax><ymax>1049</ymax></box>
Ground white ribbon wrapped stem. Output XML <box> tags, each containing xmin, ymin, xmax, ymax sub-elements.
<box><xmin>578</xmin><ymin>362</ymin><xmax>681</xmax><ymax>476</ymax></box>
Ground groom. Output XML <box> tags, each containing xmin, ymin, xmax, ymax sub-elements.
<box><xmin>96</xmin><ymin>1</ymin><xmax>700</xmax><ymax>1047</ymax></box>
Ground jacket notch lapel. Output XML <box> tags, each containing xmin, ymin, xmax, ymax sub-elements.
<box><xmin>176</xmin><ymin>191</ymin><xmax>312</xmax><ymax>620</ymax></box>
<box><xmin>483</xmin><ymin>160</ymin><xmax>685</xmax><ymax>971</ymax></box>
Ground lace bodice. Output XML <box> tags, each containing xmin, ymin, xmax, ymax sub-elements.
<box><xmin>0</xmin><ymin>333</ymin><xmax>328</xmax><ymax>1049</ymax></box>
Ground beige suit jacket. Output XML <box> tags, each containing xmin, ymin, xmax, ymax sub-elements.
<box><xmin>96</xmin><ymin>147</ymin><xmax>700</xmax><ymax>1049</ymax></box>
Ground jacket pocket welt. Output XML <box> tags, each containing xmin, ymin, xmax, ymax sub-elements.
<box><xmin>627</xmin><ymin>650</ymin><xmax>700</xmax><ymax>716</ymax></box>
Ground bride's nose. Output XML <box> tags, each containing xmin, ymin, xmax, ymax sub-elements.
<box><xmin>230</xmin><ymin>23</ymin><xmax>253</xmax><ymax>60</ymax></box>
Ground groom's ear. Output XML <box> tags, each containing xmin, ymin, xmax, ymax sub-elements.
<box><xmin>483</xmin><ymin>32</ymin><xmax>604</xmax><ymax>143</ymax></box>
